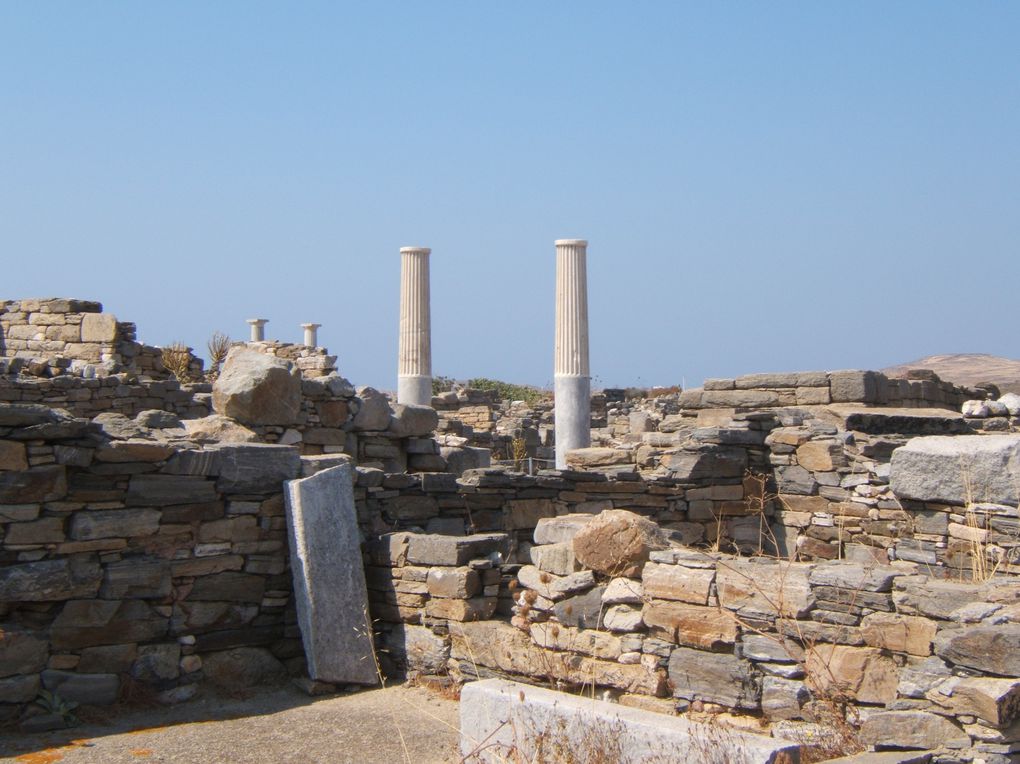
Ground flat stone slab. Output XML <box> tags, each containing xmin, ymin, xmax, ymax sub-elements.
<box><xmin>890</xmin><ymin>434</ymin><xmax>1020</xmax><ymax>506</ymax></box>
<box><xmin>459</xmin><ymin>679</ymin><xmax>800</xmax><ymax>764</ymax></box>
<box><xmin>285</xmin><ymin>463</ymin><xmax>378</xmax><ymax>685</ymax></box>
<box><xmin>823</xmin><ymin>405</ymin><xmax>967</xmax><ymax>435</ymax></box>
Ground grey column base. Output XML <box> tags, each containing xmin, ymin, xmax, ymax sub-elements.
<box><xmin>398</xmin><ymin>375</ymin><xmax>433</xmax><ymax>406</ymax></box>
<box><xmin>554</xmin><ymin>374</ymin><xmax>591</xmax><ymax>469</ymax></box>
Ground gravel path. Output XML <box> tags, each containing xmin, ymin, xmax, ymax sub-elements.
<box><xmin>0</xmin><ymin>684</ymin><xmax>460</xmax><ymax>764</ymax></box>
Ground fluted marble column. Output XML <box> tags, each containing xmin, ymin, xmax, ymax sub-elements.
<box><xmin>301</xmin><ymin>323</ymin><xmax>321</xmax><ymax>347</ymax></box>
<box><xmin>554</xmin><ymin>239</ymin><xmax>591</xmax><ymax>469</ymax></box>
<box><xmin>398</xmin><ymin>247</ymin><xmax>432</xmax><ymax>405</ymax></box>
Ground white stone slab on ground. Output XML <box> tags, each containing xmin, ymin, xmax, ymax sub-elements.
<box><xmin>459</xmin><ymin>678</ymin><xmax>800</xmax><ymax>764</ymax></box>
<box><xmin>284</xmin><ymin>463</ymin><xmax>378</xmax><ymax>685</ymax></box>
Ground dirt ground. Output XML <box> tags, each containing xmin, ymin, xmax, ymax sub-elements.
<box><xmin>0</xmin><ymin>683</ymin><xmax>461</xmax><ymax>764</ymax></box>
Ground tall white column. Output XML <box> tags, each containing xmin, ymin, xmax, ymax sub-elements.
<box><xmin>554</xmin><ymin>239</ymin><xmax>591</xmax><ymax>469</ymax></box>
<box><xmin>301</xmin><ymin>323</ymin><xmax>321</xmax><ymax>347</ymax></box>
<box><xmin>398</xmin><ymin>247</ymin><xmax>432</xmax><ymax>406</ymax></box>
<box><xmin>247</xmin><ymin>318</ymin><xmax>268</xmax><ymax>342</ymax></box>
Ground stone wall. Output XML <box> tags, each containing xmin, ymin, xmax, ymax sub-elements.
<box><xmin>0</xmin><ymin>403</ymin><xmax>308</xmax><ymax>724</ymax></box>
<box><xmin>0</xmin><ymin>298</ymin><xmax>177</xmax><ymax>379</ymax></box>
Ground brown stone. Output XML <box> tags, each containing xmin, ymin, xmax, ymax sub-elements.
<box><xmin>951</xmin><ymin>677</ymin><xmax>1020</xmax><ymax>727</ymax></box>
<box><xmin>4</xmin><ymin>516</ymin><xmax>65</xmax><ymax>544</ymax></box>
<box><xmin>425</xmin><ymin>567</ymin><xmax>480</xmax><ymax>599</ymax></box>
<box><xmin>0</xmin><ymin>628</ymin><xmax>49</xmax><ymax>677</ymax></box>
<box><xmin>425</xmin><ymin>597</ymin><xmax>496</xmax><ymax>622</ymax></box>
<box><xmin>529</xmin><ymin>622</ymin><xmax>623</xmax><ymax>660</ymax></box>
<box><xmin>935</xmin><ymin>624</ymin><xmax>1020</xmax><ymax>676</ymax></box>
<box><xmin>859</xmin><ymin>710</ymin><xmax>968</xmax><ymax>750</ymax></box>
<box><xmin>796</xmin><ymin>441</ymin><xmax>846</xmax><ymax>472</ymax></box>
<box><xmin>716</xmin><ymin>559</ymin><xmax>815</xmax><ymax>619</ymax></box>
<box><xmin>0</xmin><ymin>464</ymin><xmax>66</xmax><ymax>503</ymax></box>
<box><xmin>572</xmin><ymin>509</ymin><xmax>669</xmax><ymax>577</ymax></box>
<box><xmin>316</xmin><ymin>400</ymin><xmax>349</xmax><ymax>428</ymax></box>
<box><xmin>641</xmin><ymin>562</ymin><xmax>715</xmax><ymax>605</ymax></box>
<box><xmin>805</xmin><ymin>645</ymin><xmax>898</xmax><ymax>704</ymax></box>
<box><xmin>860</xmin><ymin>612</ymin><xmax>935</xmax><ymax>657</ymax></box>
<box><xmin>642</xmin><ymin>601</ymin><xmax>738</xmax><ymax>649</ymax></box>
<box><xmin>0</xmin><ymin>440</ymin><xmax>28</xmax><ymax>471</ymax></box>
<box><xmin>51</xmin><ymin>599</ymin><xmax>168</xmax><ymax>649</ymax></box>
<box><xmin>212</xmin><ymin>348</ymin><xmax>302</xmax><ymax>426</ymax></box>
<box><xmin>95</xmin><ymin>441</ymin><xmax>175</xmax><ymax>463</ymax></box>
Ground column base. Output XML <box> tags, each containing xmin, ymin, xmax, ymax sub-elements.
<box><xmin>398</xmin><ymin>375</ymin><xmax>433</xmax><ymax>407</ymax></box>
<box><xmin>554</xmin><ymin>375</ymin><xmax>591</xmax><ymax>469</ymax></box>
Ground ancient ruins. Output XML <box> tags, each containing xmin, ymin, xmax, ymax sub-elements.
<box><xmin>3</xmin><ymin>244</ymin><xmax>1020</xmax><ymax>763</ymax></box>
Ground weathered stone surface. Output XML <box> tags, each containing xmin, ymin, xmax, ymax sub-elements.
<box><xmin>603</xmin><ymin>604</ymin><xmax>644</xmax><ymax>632</ymax></box>
<box><xmin>935</xmin><ymin>624</ymin><xmax>1020</xmax><ymax>676</ymax></box>
<box><xmin>50</xmin><ymin>599</ymin><xmax>168</xmax><ymax>649</ymax></box>
<box><xmin>381</xmin><ymin>624</ymin><xmax>449</xmax><ymax>673</ymax></box>
<box><xmin>405</xmin><ymin>533</ymin><xmax>508</xmax><ymax>567</ymax></box>
<box><xmin>809</xmin><ymin>562</ymin><xmax>899</xmax><ymax>593</ymax></box>
<box><xmin>572</xmin><ymin>509</ymin><xmax>669</xmax><ymax>577</ymax></box>
<box><xmin>188</xmin><ymin>572</ymin><xmax>265</xmax><ymax>603</ymax></box>
<box><xmin>664</xmin><ymin>447</ymin><xmax>748</xmax><ymax>479</ymax></box>
<box><xmin>602</xmin><ymin>577</ymin><xmax>644</xmax><ymax>605</ymax></box>
<box><xmin>80</xmin><ymin>312</ymin><xmax>118</xmax><ymax>342</ymax></box>
<box><xmin>212</xmin><ymin>348</ymin><xmax>302</xmax><ymax>426</ymax></box>
<box><xmin>285</xmin><ymin>463</ymin><xmax>377</xmax><ymax>685</ymax></box>
<box><xmin>389</xmin><ymin>404</ymin><xmax>439</xmax><ymax>437</ymax></box>
<box><xmin>643</xmin><ymin>601</ymin><xmax>737</xmax><ymax>649</ymax></box>
<box><xmin>529</xmin><ymin>622</ymin><xmax>622</xmax><ymax>660</ymax></box>
<box><xmin>893</xmin><ymin>579</ymin><xmax>986</xmax><ymax>619</ymax></box>
<box><xmin>450</xmin><ymin>621</ymin><xmax>665</xmax><ymax>696</ymax></box>
<box><xmin>95</xmin><ymin>440</ymin><xmax>175</xmax><ymax>463</ymax></box>
<box><xmin>641</xmin><ymin>562</ymin><xmax>715</xmax><ymax>605</ymax></box>
<box><xmin>0</xmin><ymin>558</ymin><xmax>101</xmax><ymax>602</ymax></box>
<box><xmin>100</xmin><ymin>558</ymin><xmax>171</xmax><ymax>600</ymax></box>
<box><xmin>212</xmin><ymin>443</ymin><xmax>300</xmax><ymax>493</ymax></box>
<box><xmin>0</xmin><ymin>402</ymin><xmax>65</xmax><ymax>427</ymax></box>
<box><xmin>352</xmin><ymin>387</ymin><xmax>392</xmax><ymax>431</ymax></box>
<box><xmin>859</xmin><ymin>710</ymin><xmax>968</xmax><ymax>750</ymax></box>
<box><xmin>69</xmin><ymin>508</ymin><xmax>160</xmax><ymax>540</ymax></box>
<box><xmin>806</xmin><ymin>645</ymin><xmax>898</xmax><ymax>704</ymax></box>
<box><xmin>517</xmin><ymin>565</ymin><xmax>595</xmax><ymax>601</ymax></box>
<box><xmin>130</xmin><ymin>643</ymin><xmax>181</xmax><ymax>684</ymax></box>
<box><xmin>898</xmin><ymin>656</ymin><xmax>951</xmax><ymax>698</ymax></box>
<box><xmin>565</xmin><ymin>447</ymin><xmax>632</xmax><ymax>468</ymax></box>
<box><xmin>459</xmin><ymin>679</ymin><xmax>798</xmax><ymax>764</ymax></box>
<box><xmin>426</xmin><ymin>567</ymin><xmax>480</xmax><ymax>599</ymax></box>
<box><xmin>0</xmin><ymin>440</ymin><xmax>28</xmax><ymax>471</ymax></box>
<box><xmin>668</xmin><ymin>647</ymin><xmax>760</xmax><ymax>710</ymax></box>
<box><xmin>529</xmin><ymin>542</ymin><xmax>580</xmax><ymax>576</ymax></box>
<box><xmin>741</xmin><ymin>634</ymin><xmax>804</xmax><ymax>664</ymax></box>
<box><xmin>0</xmin><ymin>674</ymin><xmax>41</xmax><ymax>704</ymax></box>
<box><xmin>202</xmin><ymin>647</ymin><xmax>287</xmax><ymax>689</ymax></box>
<box><xmin>0</xmin><ymin>628</ymin><xmax>48</xmax><ymax>677</ymax></box>
<box><xmin>533</xmin><ymin>514</ymin><xmax>594</xmax><ymax>545</ymax></box>
<box><xmin>860</xmin><ymin>612</ymin><xmax>935</xmax><ymax>657</ymax></box>
<box><xmin>829</xmin><ymin>370</ymin><xmax>881</xmax><ymax>403</ymax></box>
<box><xmin>41</xmin><ymin>670</ymin><xmax>120</xmax><ymax>705</ymax></box>
<box><xmin>425</xmin><ymin>597</ymin><xmax>496</xmax><ymax>622</ymax></box>
<box><xmin>77</xmin><ymin>644</ymin><xmax>138</xmax><ymax>674</ymax></box>
<box><xmin>0</xmin><ymin>464</ymin><xmax>66</xmax><ymax>503</ymax></box>
<box><xmin>553</xmin><ymin>586</ymin><xmax>607</xmax><ymax>629</ymax></box>
<box><xmin>4</xmin><ymin>516</ymin><xmax>65</xmax><ymax>544</ymax></box>
<box><xmin>126</xmin><ymin>474</ymin><xmax>218</xmax><ymax>506</ymax></box>
<box><xmin>890</xmin><ymin>434</ymin><xmax>1020</xmax><ymax>506</ymax></box>
<box><xmin>951</xmin><ymin>677</ymin><xmax>1020</xmax><ymax>727</ymax></box>
<box><xmin>716</xmin><ymin>559</ymin><xmax>815</xmax><ymax>619</ymax></box>
<box><xmin>182</xmin><ymin>415</ymin><xmax>259</xmax><ymax>444</ymax></box>
<box><xmin>762</xmin><ymin>676</ymin><xmax>809</xmax><ymax>721</ymax></box>
<box><xmin>796</xmin><ymin>440</ymin><xmax>846</xmax><ymax>472</ymax></box>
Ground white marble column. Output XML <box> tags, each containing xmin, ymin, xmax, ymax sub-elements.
<box><xmin>247</xmin><ymin>318</ymin><xmax>268</xmax><ymax>342</ymax></box>
<box><xmin>398</xmin><ymin>247</ymin><xmax>432</xmax><ymax>405</ymax></box>
<box><xmin>301</xmin><ymin>323</ymin><xmax>321</xmax><ymax>347</ymax></box>
<box><xmin>554</xmin><ymin>239</ymin><xmax>591</xmax><ymax>469</ymax></box>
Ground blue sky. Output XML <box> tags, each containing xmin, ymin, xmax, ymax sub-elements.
<box><xmin>2</xmin><ymin>2</ymin><xmax>1017</xmax><ymax>390</ymax></box>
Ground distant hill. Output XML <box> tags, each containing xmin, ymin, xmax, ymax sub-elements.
<box><xmin>883</xmin><ymin>354</ymin><xmax>1020</xmax><ymax>395</ymax></box>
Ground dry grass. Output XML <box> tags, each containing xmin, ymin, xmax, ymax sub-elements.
<box><xmin>160</xmin><ymin>341</ymin><xmax>194</xmax><ymax>382</ymax></box>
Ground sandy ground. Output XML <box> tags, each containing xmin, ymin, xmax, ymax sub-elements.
<box><xmin>0</xmin><ymin>683</ymin><xmax>460</xmax><ymax>764</ymax></box>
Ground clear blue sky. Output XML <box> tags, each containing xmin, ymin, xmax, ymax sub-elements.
<box><xmin>3</xmin><ymin>2</ymin><xmax>1017</xmax><ymax>391</ymax></box>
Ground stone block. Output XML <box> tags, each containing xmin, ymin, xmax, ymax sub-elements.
<box><xmin>716</xmin><ymin>559</ymin><xmax>815</xmax><ymax>619</ymax></box>
<box><xmin>426</xmin><ymin>567</ymin><xmax>480</xmax><ymax>599</ymax></box>
<box><xmin>860</xmin><ymin>612</ymin><xmax>935</xmax><ymax>657</ymax></box>
<box><xmin>352</xmin><ymin>386</ymin><xmax>392</xmax><ymax>431</ymax></box>
<box><xmin>805</xmin><ymin>644</ymin><xmax>898</xmax><ymax>704</ymax></box>
<box><xmin>100</xmin><ymin>558</ymin><xmax>171</xmax><ymax>600</ymax></box>
<box><xmin>663</xmin><ymin>447</ymin><xmax>748</xmax><ymax>480</ymax></box>
<box><xmin>796</xmin><ymin>440</ymin><xmax>846</xmax><ymax>472</ymax></box>
<box><xmin>935</xmin><ymin>624</ymin><xmax>1020</xmax><ymax>676</ymax></box>
<box><xmin>425</xmin><ymin>597</ymin><xmax>496</xmax><ymax>622</ymax></box>
<box><xmin>126</xmin><ymin>474</ymin><xmax>217</xmax><ymax>506</ymax></box>
<box><xmin>829</xmin><ymin>370</ymin><xmax>881</xmax><ymax>404</ymax></box>
<box><xmin>405</xmin><ymin>532</ymin><xmax>508</xmax><ymax>566</ymax></box>
<box><xmin>516</xmin><ymin>565</ymin><xmax>595</xmax><ymax>601</ymax></box>
<box><xmin>859</xmin><ymin>710</ymin><xmax>969</xmax><ymax>750</ymax></box>
<box><xmin>0</xmin><ymin>558</ymin><xmax>101</xmax><ymax>602</ymax></box>
<box><xmin>5</xmin><ymin>516</ymin><xmax>65</xmax><ymax>544</ymax></box>
<box><xmin>950</xmin><ymin>677</ymin><xmax>1020</xmax><ymax>727</ymax></box>
<box><xmin>572</xmin><ymin>509</ymin><xmax>669</xmax><ymax>577</ymax></box>
<box><xmin>284</xmin><ymin>464</ymin><xmax>378</xmax><ymax>685</ymax></box>
<box><xmin>890</xmin><ymin>434</ymin><xmax>1020</xmax><ymax>506</ymax></box>
<box><xmin>69</xmin><ymin>508</ymin><xmax>160</xmax><ymax>540</ymax></box>
<box><xmin>641</xmin><ymin>562</ymin><xmax>715</xmax><ymax>605</ymax></box>
<box><xmin>553</xmin><ymin>586</ymin><xmax>607</xmax><ymax>629</ymax></box>
<box><xmin>0</xmin><ymin>628</ymin><xmax>48</xmax><ymax>677</ymax></box>
<box><xmin>602</xmin><ymin>577</ymin><xmax>644</xmax><ymax>605</ymax></box>
<box><xmin>213</xmin><ymin>443</ymin><xmax>301</xmax><ymax>493</ymax></box>
<box><xmin>212</xmin><ymin>348</ymin><xmax>302</xmax><ymax>426</ymax></box>
<box><xmin>77</xmin><ymin>644</ymin><xmax>138</xmax><ymax>674</ymax></box>
<box><xmin>0</xmin><ymin>464</ymin><xmax>66</xmax><ymax>503</ymax></box>
<box><xmin>668</xmin><ymin>647</ymin><xmax>760</xmax><ymax>710</ymax></box>
<box><xmin>642</xmin><ymin>601</ymin><xmax>737</xmax><ymax>649</ymax></box>
<box><xmin>529</xmin><ymin>541</ymin><xmax>580</xmax><ymax>576</ymax></box>
<box><xmin>533</xmin><ymin>514</ymin><xmax>594</xmax><ymax>545</ymax></box>
<box><xmin>79</xmin><ymin>313</ymin><xmax>118</xmax><ymax>342</ymax></box>
<box><xmin>0</xmin><ymin>440</ymin><xmax>28</xmax><ymax>471</ymax></box>
<box><xmin>458</xmin><ymin>679</ymin><xmax>797</xmax><ymax>764</ymax></box>
<box><xmin>50</xmin><ymin>599</ymin><xmax>168</xmax><ymax>649</ymax></box>
<box><xmin>41</xmin><ymin>670</ymin><xmax>120</xmax><ymax>705</ymax></box>
<box><xmin>529</xmin><ymin>622</ymin><xmax>622</xmax><ymax>660</ymax></box>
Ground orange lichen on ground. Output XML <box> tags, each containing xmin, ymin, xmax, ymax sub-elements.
<box><xmin>16</xmin><ymin>750</ymin><xmax>64</xmax><ymax>764</ymax></box>
<box><xmin>130</xmin><ymin>749</ymin><xmax>154</xmax><ymax>757</ymax></box>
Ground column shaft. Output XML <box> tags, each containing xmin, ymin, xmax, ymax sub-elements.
<box><xmin>398</xmin><ymin>247</ymin><xmax>433</xmax><ymax>405</ymax></box>
<box><xmin>554</xmin><ymin>239</ymin><xmax>591</xmax><ymax>469</ymax></box>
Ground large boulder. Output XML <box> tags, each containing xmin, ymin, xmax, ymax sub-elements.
<box><xmin>212</xmin><ymin>349</ymin><xmax>302</xmax><ymax>426</ymax></box>
<box><xmin>352</xmin><ymin>387</ymin><xmax>392</xmax><ymax>431</ymax></box>
<box><xmin>182</xmin><ymin>414</ymin><xmax>259</xmax><ymax>444</ymax></box>
<box><xmin>389</xmin><ymin>404</ymin><xmax>439</xmax><ymax>437</ymax></box>
<box><xmin>572</xmin><ymin>509</ymin><xmax>669</xmax><ymax>577</ymax></box>
<box><xmin>890</xmin><ymin>434</ymin><xmax>1020</xmax><ymax>505</ymax></box>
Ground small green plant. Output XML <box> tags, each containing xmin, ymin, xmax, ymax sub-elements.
<box><xmin>468</xmin><ymin>378</ymin><xmax>547</xmax><ymax>406</ymax></box>
<box><xmin>432</xmin><ymin>375</ymin><xmax>457</xmax><ymax>395</ymax></box>
<box><xmin>33</xmin><ymin>689</ymin><xmax>79</xmax><ymax>726</ymax></box>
